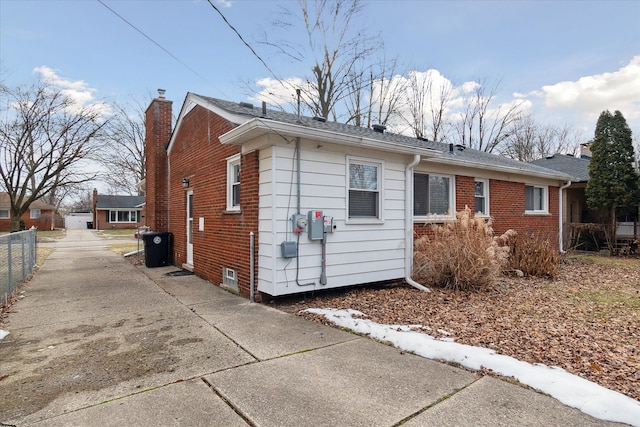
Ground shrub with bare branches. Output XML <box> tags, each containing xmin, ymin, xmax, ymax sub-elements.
<box><xmin>413</xmin><ymin>207</ymin><xmax>510</xmax><ymax>291</ymax></box>
<box><xmin>504</xmin><ymin>231</ymin><xmax>560</xmax><ymax>278</ymax></box>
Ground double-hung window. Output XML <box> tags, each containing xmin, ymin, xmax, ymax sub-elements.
<box><xmin>0</xmin><ymin>209</ymin><xmax>9</xmax><ymax>219</ymax></box>
<box><xmin>347</xmin><ymin>157</ymin><xmax>382</xmax><ymax>220</ymax></box>
<box><xmin>109</xmin><ymin>210</ymin><xmax>138</xmax><ymax>223</ymax></box>
<box><xmin>475</xmin><ymin>179</ymin><xmax>489</xmax><ymax>216</ymax></box>
<box><xmin>227</xmin><ymin>154</ymin><xmax>241</xmax><ymax>211</ymax></box>
<box><xmin>525</xmin><ymin>185</ymin><xmax>548</xmax><ymax>213</ymax></box>
<box><xmin>414</xmin><ymin>173</ymin><xmax>454</xmax><ymax>219</ymax></box>
<box><xmin>30</xmin><ymin>208</ymin><xmax>41</xmax><ymax>219</ymax></box>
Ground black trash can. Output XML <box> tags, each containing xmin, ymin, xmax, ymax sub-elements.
<box><xmin>86</xmin><ymin>221</ymin><xmax>93</xmax><ymax>229</ymax></box>
<box><xmin>142</xmin><ymin>231</ymin><xmax>173</xmax><ymax>268</ymax></box>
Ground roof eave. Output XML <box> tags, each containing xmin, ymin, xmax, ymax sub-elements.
<box><xmin>425</xmin><ymin>156</ymin><xmax>577</xmax><ymax>182</ymax></box>
<box><xmin>219</xmin><ymin>118</ymin><xmax>442</xmax><ymax>158</ymax></box>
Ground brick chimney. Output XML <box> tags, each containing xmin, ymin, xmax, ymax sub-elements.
<box><xmin>145</xmin><ymin>89</ymin><xmax>173</xmax><ymax>231</ymax></box>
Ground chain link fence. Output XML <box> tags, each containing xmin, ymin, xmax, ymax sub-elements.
<box><xmin>1</xmin><ymin>229</ymin><xmax>37</xmax><ymax>308</ymax></box>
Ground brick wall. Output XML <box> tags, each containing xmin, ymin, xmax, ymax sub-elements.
<box><xmin>413</xmin><ymin>175</ymin><xmax>560</xmax><ymax>248</ymax></box>
<box><xmin>166</xmin><ymin>105</ymin><xmax>260</xmax><ymax>299</ymax></box>
<box><xmin>145</xmin><ymin>95</ymin><xmax>172</xmax><ymax>232</ymax></box>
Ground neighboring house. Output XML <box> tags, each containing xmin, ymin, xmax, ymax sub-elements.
<box><xmin>145</xmin><ymin>91</ymin><xmax>574</xmax><ymax>300</ymax></box>
<box><xmin>92</xmin><ymin>189</ymin><xmax>145</xmax><ymax>230</ymax></box>
<box><xmin>0</xmin><ymin>192</ymin><xmax>60</xmax><ymax>232</ymax></box>
<box><xmin>531</xmin><ymin>151</ymin><xmax>638</xmax><ymax>251</ymax></box>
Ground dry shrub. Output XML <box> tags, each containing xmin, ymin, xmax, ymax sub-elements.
<box><xmin>504</xmin><ymin>231</ymin><xmax>560</xmax><ymax>278</ymax></box>
<box><xmin>413</xmin><ymin>207</ymin><xmax>510</xmax><ymax>291</ymax></box>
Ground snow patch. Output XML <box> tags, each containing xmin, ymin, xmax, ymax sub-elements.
<box><xmin>305</xmin><ymin>308</ymin><xmax>640</xmax><ymax>427</ymax></box>
<box><xmin>0</xmin><ymin>329</ymin><xmax>9</xmax><ymax>340</ymax></box>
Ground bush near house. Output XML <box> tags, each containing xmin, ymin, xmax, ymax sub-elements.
<box><xmin>413</xmin><ymin>207</ymin><xmax>561</xmax><ymax>290</ymax></box>
<box><xmin>413</xmin><ymin>207</ymin><xmax>511</xmax><ymax>291</ymax></box>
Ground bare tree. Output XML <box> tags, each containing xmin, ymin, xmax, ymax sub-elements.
<box><xmin>0</xmin><ymin>82</ymin><xmax>105</xmax><ymax>231</ymax></box>
<box><xmin>399</xmin><ymin>69</ymin><xmax>452</xmax><ymax>141</ymax></box>
<box><xmin>500</xmin><ymin>114</ymin><xmax>583</xmax><ymax>162</ymax></box>
<box><xmin>93</xmin><ymin>98</ymin><xmax>148</xmax><ymax>195</ymax></box>
<box><xmin>450</xmin><ymin>79</ymin><xmax>524</xmax><ymax>152</ymax></box>
<box><xmin>260</xmin><ymin>0</ymin><xmax>380</xmax><ymax>122</ymax></box>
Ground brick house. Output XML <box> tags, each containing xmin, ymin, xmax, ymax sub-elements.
<box><xmin>0</xmin><ymin>192</ymin><xmax>60</xmax><ymax>232</ymax></box>
<box><xmin>92</xmin><ymin>189</ymin><xmax>145</xmax><ymax>230</ymax></box>
<box><xmin>145</xmin><ymin>91</ymin><xmax>573</xmax><ymax>300</ymax></box>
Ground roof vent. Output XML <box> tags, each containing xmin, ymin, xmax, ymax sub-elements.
<box><xmin>260</xmin><ymin>101</ymin><xmax>267</xmax><ymax>117</ymax></box>
<box><xmin>372</xmin><ymin>124</ymin><xmax>386</xmax><ymax>133</ymax></box>
<box><xmin>239</xmin><ymin>102</ymin><xmax>254</xmax><ymax>109</ymax></box>
<box><xmin>417</xmin><ymin>136</ymin><xmax>429</xmax><ymax>142</ymax></box>
<box><xmin>456</xmin><ymin>144</ymin><xmax>466</xmax><ymax>151</ymax></box>
<box><xmin>312</xmin><ymin>116</ymin><xmax>327</xmax><ymax>122</ymax></box>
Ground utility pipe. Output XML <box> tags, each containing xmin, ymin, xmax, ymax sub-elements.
<box><xmin>404</xmin><ymin>154</ymin><xmax>431</xmax><ymax>292</ymax></box>
<box><xmin>558</xmin><ymin>181</ymin><xmax>572</xmax><ymax>253</ymax></box>
<box><xmin>250</xmin><ymin>231</ymin><xmax>255</xmax><ymax>302</ymax></box>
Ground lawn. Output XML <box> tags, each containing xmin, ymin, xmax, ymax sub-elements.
<box><xmin>96</xmin><ymin>229</ymin><xmax>138</xmax><ymax>239</ymax></box>
<box><xmin>273</xmin><ymin>253</ymin><xmax>640</xmax><ymax>401</ymax></box>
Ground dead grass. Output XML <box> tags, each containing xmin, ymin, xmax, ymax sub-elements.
<box><xmin>272</xmin><ymin>254</ymin><xmax>640</xmax><ymax>401</ymax></box>
<box><xmin>108</xmin><ymin>243</ymin><xmax>142</xmax><ymax>255</ymax></box>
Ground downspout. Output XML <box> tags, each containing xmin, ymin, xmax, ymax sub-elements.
<box><xmin>559</xmin><ymin>181</ymin><xmax>572</xmax><ymax>253</ymax></box>
<box><xmin>405</xmin><ymin>154</ymin><xmax>431</xmax><ymax>292</ymax></box>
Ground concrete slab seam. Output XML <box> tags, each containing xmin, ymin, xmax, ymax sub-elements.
<box><xmin>390</xmin><ymin>376</ymin><xmax>485</xmax><ymax>426</ymax></box>
<box><xmin>201</xmin><ymin>377</ymin><xmax>256</xmax><ymax>427</ymax></box>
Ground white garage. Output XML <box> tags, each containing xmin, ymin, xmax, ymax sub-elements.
<box><xmin>64</xmin><ymin>212</ymin><xmax>93</xmax><ymax>229</ymax></box>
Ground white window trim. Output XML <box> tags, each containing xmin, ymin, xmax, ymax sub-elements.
<box><xmin>413</xmin><ymin>172</ymin><xmax>456</xmax><ymax>222</ymax></box>
<box><xmin>0</xmin><ymin>209</ymin><xmax>9</xmax><ymax>219</ymax></box>
<box><xmin>109</xmin><ymin>210</ymin><xmax>139</xmax><ymax>223</ymax></box>
<box><xmin>474</xmin><ymin>178</ymin><xmax>490</xmax><ymax>217</ymax></box>
<box><xmin>30</xmin><ymin>208</ymin><xmax>41</xmax><ymax>219</ymax></box>
<box><xmin>226</xmin><ymin>154</ymin><xmax>241</xmax><ymax>211</ymax></box>
<box><xmin>525</xmin><ymin>184</ymin><xmax>549</xmax><ymax>214</ymax></box>
<box><xmin>346</xmin><ymin>156</ymin><xmax>384</xmax><ymax>224</ymax></box>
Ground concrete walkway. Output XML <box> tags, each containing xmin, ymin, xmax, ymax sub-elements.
<box><xmin>0</xmin><ymin>229</ymin><xmax>625</xmax><ymax>426</ymax></box>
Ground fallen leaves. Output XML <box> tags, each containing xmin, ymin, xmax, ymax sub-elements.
<box><xmin>273</xmin><ymin>255</ymin><xmax>640</xmax><ymax>401</ymax></box>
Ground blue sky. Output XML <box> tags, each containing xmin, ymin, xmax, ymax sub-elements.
<box><xmin>1</xmin><ymin>0</ymin><xmax>639</xmax><ymax>140</ymax></box>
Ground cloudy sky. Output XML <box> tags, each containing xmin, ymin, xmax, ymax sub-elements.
<box><xmin>1</xmin><ymin>0</ymin><xmax>639</xmax><ymax>141</ymax></box>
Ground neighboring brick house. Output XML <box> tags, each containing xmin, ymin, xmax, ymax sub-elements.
<box><xmin>92</xmin><ymin>189</ymin><xmax>145</xmax><ymax>230</ymax></box>
<box><xmin>145</xmin><ymin>91</ymin><xmax>573</xmax><ymax>300</ymax></box>
<box><xmin>0</xmin><ymin>192</ymin><xmax>61</xmax><ymax>232</ymax></box>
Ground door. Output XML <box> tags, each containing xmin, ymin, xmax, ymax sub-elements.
<box><xmin>186</xmin><ymin>191</ymin><xmax>194</xmax><ymax>266</ymax></box>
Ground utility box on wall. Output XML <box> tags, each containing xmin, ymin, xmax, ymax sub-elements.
<box><xmin>308</xmin><ymin>210</ymin><xmax>324</xmax><ymax>240</ymax></box>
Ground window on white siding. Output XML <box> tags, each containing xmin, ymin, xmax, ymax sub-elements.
<box><xmin>0</xmin><ymin>209</ymin><xmax>9</xmax><ymax>219</ymax></box>
<box><xmin>414</xmin><ymin>173</ymin><xmax>454</xmax><ymax>219</ymax></box>
<box><xmin>347</xmin><ymin>158</ymin><xmax>382</xmax><ymax>219</ymax></box>
<box><xmin>109</xmin><ymin>210</ymin><xmax>138</xmax><ymax>223</ymax></box>
<box><xmin>227</xmin><ymin>154</ymin><xmax>241</xmax><ymax>211</ymax></box>
<box><xmin>475</xmin><ymin>179</ymin><xmax>489</xmax><ymax>215</ymax></box>
<box><xmin>525</xmin><ymin>185</ymin><xmax>548</xmax><ymax>213</ymax></box>
<box><xmin>30</xmin><ymin>208</ymin><xmax>41</xmax><ymax>219</ymax></box>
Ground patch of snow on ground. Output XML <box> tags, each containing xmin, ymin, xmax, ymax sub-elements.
<box><xmin>305</xmin><ymin>308</ymin><xmax>640</xmax><ymax>427</ymax></box>
<box><xmin>0</xmin><ymin>329</ymin><xmax>9</xmax><ymax>340</ymax></box>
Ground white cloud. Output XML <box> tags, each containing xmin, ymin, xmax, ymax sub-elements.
<box><xmin>536</xmin><ymin>56</ymin><xmax>640</xmax><ymax>125</ymax></box>
<box><xmin>32</xmin><ymin>66</ymin><xmax>110</xmax><ymax>117</ymax></box>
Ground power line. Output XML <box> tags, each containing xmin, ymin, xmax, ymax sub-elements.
<box><xmin>96</xmin><ymin>0</ymin><xmax>215</xmax><ymax>90</ymax></box>
<box><xmin>206</xmin><ymin>0</ymin><xmax>292</xmax><ymax>95</ymax></box>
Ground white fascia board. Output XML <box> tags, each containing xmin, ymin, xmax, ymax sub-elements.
<box><xmin>167</xmin><ymin>93</ymin><xmax>250</xmax><ymax>155</ymax></box>
<box><xmin>424</xmin><ymin>156</ymin><xmax>577</xmax><ymax>183</ymax></box>
<box><xmin>219</xmin><ymin>118</ymin><xmax>442</xmax><ymax>158</ymax></box>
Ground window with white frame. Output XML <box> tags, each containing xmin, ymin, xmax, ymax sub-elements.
<box><xmin>347</xmin><ymin>157</ymin><xmax>382</xmax><ymax>219</ymax></box>
<box><xmin>475</xmin><ymin>179</ymin><xmax>489</xmax><ymax>215</ymax></box>
<box><xmin>30</xmin><ymin>208</ymin><xmax>41</xmax><ymax>219</ymax></box>
<box><xmin>227</xmin><ymin>154</ymin><xmax>241</xmax><ymax>211</ymax></box>
<box><xmin>414</xmin><ymin>173</ymin><xmax>454</xmax><ymax>218</ymax></box>
<box><xmin>109</xmin><ymin>210</ymin><xmax>138</xmax><ymax>223</ymax></box>
<box><xmin>0</xmin><ymin>209</ymin><xmax>9</xmax><ymax>219</ymax></box>
<box><xmin>525</xmin><ymin>185</ymin><xmax>548</xmax><ymax>213</ymax></box>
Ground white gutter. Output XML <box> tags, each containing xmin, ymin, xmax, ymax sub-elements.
<box><xmin>405</xmin><ymin>154</ymin><xmax>431</xmax><ymax>293</ymax></box>
<box><xmin>559</xmin><ymin>181</ymin><xmax>572</xmax><ymax>253</ymax></box>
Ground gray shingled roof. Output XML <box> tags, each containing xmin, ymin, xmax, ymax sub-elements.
<box><xmin>530</xmin><ymin>154</ymin><xmax>590</xmax><ymax>182</ymax></box>
<box><xmin>197</xmin><ymin>94</ymin><xmax>573</xmax><ymax>180</ymax></box>
<box><xmin>96</xmin><ymin>195</ymin><xmax>145</xmax><ymax>209</ymax></box>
